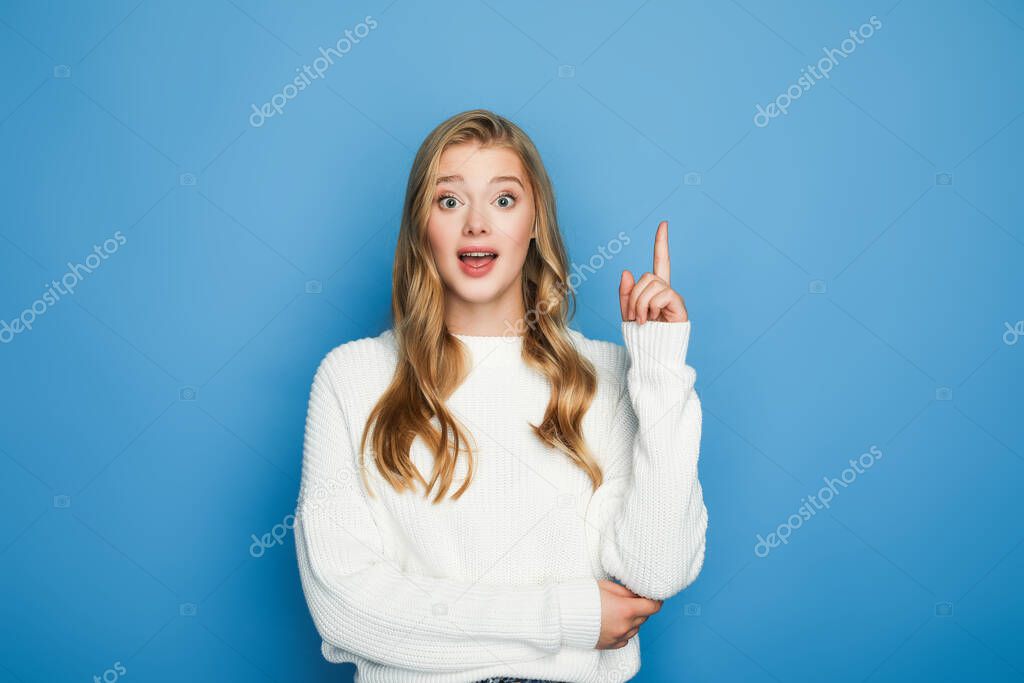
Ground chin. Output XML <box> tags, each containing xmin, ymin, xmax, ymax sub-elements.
<box><xmin>446</xmin><ymin>275</ymin><xmax>508</xmax><ymax>302</ymax></box>
<box><xmin>452</xmin><ymin>285</ymin><xmax>503</xmax><ymax>304</ymax></box>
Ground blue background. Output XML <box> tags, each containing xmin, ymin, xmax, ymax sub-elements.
<box><xmin>1</xmin><ymin>1</ymin><xmax>1022</xmax><ymax>681</ymax></box>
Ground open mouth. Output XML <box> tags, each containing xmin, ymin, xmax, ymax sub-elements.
<box><xmin>458</xmin><ymin>251</ymin><xmax>498</xmax><ymax>268</ymax></box>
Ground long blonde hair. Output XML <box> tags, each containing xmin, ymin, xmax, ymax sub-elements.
<box><xmin>358</xmin><ymin>109</ymin><xmax>602</xmax><ymax>503</ymax></box>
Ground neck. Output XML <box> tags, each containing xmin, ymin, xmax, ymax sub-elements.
<box><xmin>444</xmin><ymin>287</ymin><xmax>528</xmax><ymax>337</ymax></box>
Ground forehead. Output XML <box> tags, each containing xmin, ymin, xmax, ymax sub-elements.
<box><xmin>436</xmin><ymin>142</ymin><xmax>525</xmax><ymax>180</ymax></box>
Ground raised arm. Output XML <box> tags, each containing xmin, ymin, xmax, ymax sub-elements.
<box><xmin>583</xmin><ymin>319</ymin><xmax>707</xmax><ymax>601</ymax></box>
<box><xmin>294</xmin><ymin>353</ymin><xmax>603</xmax><ymax>671</ymax></box>
<box><xmin>585</xmin><ymin>319</ymin><xmax>704</xmax><ymax>598</ymax></box>
<box><xmin>583</xmin><ymin>219</ymin><xmax>708</xmax><ymax>600</ymax></box>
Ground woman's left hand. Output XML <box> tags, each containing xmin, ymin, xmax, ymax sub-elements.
<box><xmin>619</xmin><ymin>220</ymin><xmax>689</xmax><ymax>324</ymax></box>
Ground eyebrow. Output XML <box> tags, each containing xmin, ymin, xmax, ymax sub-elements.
<box><xmin>436</xmin><ymin>174</ymin><xmax>525</xmax><ymax>190</ymax></box>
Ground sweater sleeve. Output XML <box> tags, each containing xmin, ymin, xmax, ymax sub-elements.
<box><xmin>293</xmin><ymin>353</ymin><xmax>603</xmax><ymax>672</ymax></box>
<box><xmin>583</xmin><ymin>320</ymin><xmax>708</xmax><ymax>601</ymax></box>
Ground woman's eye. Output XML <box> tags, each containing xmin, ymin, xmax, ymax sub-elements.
<box><xmin>439</xmin><ymin>195</ymin><xmax>460</xmax><ymax>209</ymax></box>
<box><xmin>496</xmin><ymin>193</ymin><xmax>516</xmax><ymax>208</ymax></box>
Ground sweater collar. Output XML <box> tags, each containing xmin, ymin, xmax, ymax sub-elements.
<box><xmin>381</xmin><ymin>327</ymin><xmax>584</xmax><ymax>367</ymax></box>
<box><xmin>451</xmin><ymin>331</ymin><xmax>525</xmax><ymax>367</ymax></box>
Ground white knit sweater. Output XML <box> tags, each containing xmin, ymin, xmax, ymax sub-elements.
<box><xmin>293</xmin><ymin>320</ymin><xmax>707</xmax><ymax>683</ymax></box>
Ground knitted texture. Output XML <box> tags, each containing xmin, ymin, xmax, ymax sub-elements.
<box><xmin>293</xmin><ymin>320</ymin><xmax>706</xmax><ymax>683</ymax></box>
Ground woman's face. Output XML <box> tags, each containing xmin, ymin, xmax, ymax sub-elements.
<box><xmin>426</xmin><ymin>142</ymin><xmax>535</xmax><ymax>319</ymax></box>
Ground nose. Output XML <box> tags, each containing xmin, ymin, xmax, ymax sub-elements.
<box><xmin>463</xmin><ymin>207</ymin><xmax>490</xmax><ymax>236</ymax></box>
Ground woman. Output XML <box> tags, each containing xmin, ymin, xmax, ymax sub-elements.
<box><xmin>294</xmin><ymin>109</ymin><xmax>707</xmax><ymax>682</ymax></box>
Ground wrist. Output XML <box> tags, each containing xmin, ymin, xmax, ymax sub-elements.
<box><xmin>622</xmin><ymin>319</ymin><xmax>693</xmax><ymax>382</ymax></box>
<box><xmin>555</xmin><ymin>577</ymin><xmax>602</xmax><ymax>649</ymax></box>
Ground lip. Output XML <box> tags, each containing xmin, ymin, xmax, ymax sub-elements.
<box><xmin>457</xmin><ymin>246</ymin><xmax>499</xmax><ymax>278</ymax></box>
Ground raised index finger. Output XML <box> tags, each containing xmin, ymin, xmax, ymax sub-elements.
<box><xmin>653</xmin><ymin>220</ymin><xmax>670</xmax><ymax>285</ymax></box>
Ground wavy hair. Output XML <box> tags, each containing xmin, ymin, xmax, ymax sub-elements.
<box><xmin>358</xmin><ymin>109</ymin><xmax>602</xmax><ymax>503</ymax></box>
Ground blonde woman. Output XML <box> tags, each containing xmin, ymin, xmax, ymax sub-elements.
<box><xmin>294</xmin><ymin>109</ymin><xmax>707</xmax><ymax>683</ymax></box>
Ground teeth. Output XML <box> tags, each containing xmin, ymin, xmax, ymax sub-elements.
<box><xmin>461</xmin><ymin>252</ymin><xmax>496</xmax><ymax>257</ymax></box>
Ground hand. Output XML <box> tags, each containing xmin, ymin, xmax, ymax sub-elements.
<box><xmin>596</xmin><ymin>579</ymin><xmax>663</xmax><ymax>650</ymax></box>
<box><xmin>619</xmin><ymin>220</ymin><xmax>688</xmax><ymax>324</ymax></box>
